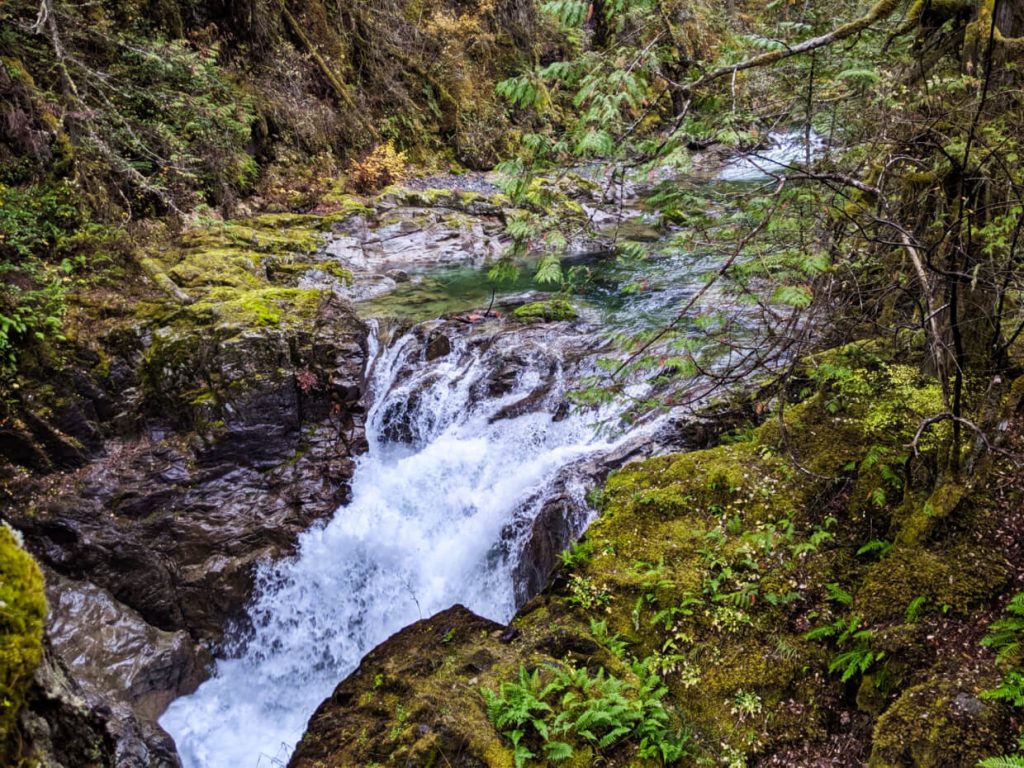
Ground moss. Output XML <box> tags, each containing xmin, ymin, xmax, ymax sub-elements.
<box><xmin>187</xmin><ymin>287</ymin><xmax>324</xmax><ymax>329</ymax></box>
<box><xmin>0</xmin><ymin>524</ymin><xmax>47</xmax><ymax>760</ymax></box>
<box><xmin>857</xmin><ymin>543</ymin><xmax>1005</xmax><ymax>624</ymax></box>
<box><xmin>168</xmin><ymin>247</ymin><xmax>264</xmax><ymax>290</ymax></box>
<box><xmin>180</xmin><ymin>216</ymin><xmax>322</xmax><ymax>255</ymax></box>
<box><xmin>319</xmin><ymin>194</ymin><xmax>376</xmax><ymax>225</ymax></box>
<box><xmin>869</xmin><ymin>674</ymin><xmax>1012</xmax><ymax>767</ymax></box>
<box><xmin>893</xmin><ymin>481</ymin><xmax>969</xmax><ymax>546</ymax></box>
<box><xmin>284</xmin><ymin>345</ymin><xmax>1024</xmax><ymax>766</ymax></box>
<box><xmin>512</xmin><ymin>299</ymin><xmax>578</xmax><ymax>323</ymax></box>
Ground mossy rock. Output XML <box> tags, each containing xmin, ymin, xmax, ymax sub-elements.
<box><xmin>856</xmin><ymin>542</ymin><xmax>1004</xmax><ymax>624</ymax></box>
<box><xmin>0</xmin><ymin>524</ymin><xmax>47</xmax><ymax>760</ymax></box>
<box><xmin>512</xmin><ymin>300</ymin><xmax>578</xmax><ymax>323</ymax></box>
<box><xmin>286</xmin><ymin>344</ymin><xmax>1024</xmax><ymax>766</ymax></box>
<box><xmin>869</xmin><ymin>675</ymin><xmax>1013</xmax><ymax>767</ymax></box>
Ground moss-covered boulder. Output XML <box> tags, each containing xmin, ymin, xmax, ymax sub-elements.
<box><xmin>0</xmin><ymin>524</ymin><xmax>46</xmax><ymax>762</ymax></box>
<box><xmin>869</xmin><ymin>674</ymin><xmax>1012</xmax><ymax>767</ymax></box>
<box><xmin>512</xmin><ymin>300</ymin><xmax>578</xmax><ymax>323</ymax></box>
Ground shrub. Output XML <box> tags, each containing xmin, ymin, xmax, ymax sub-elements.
<box><xmin>347</xmin><ymin>141</ymin><xmax>406</xmax><ymax>193</ymax></box>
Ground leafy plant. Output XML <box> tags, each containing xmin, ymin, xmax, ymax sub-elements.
<box><xmin>0</xmin><ymin>182</ymin><xmax>81</xmax><ymax>371</ymax></box>
<box><xmin>977</xmin><ymin>594</ymin><xmax>1024</xmax><ymax>767</ymax></box>
<box><xmin>904</xmin><ymin>596</ymin><xmax>927</xmax><ymax>623</ymax></box>
<box><xmin>559</xmin><ymin>540</ymin><xmax>595</xmax><ymax>570</ymax></box>
<box><xmin>857</xmin><ymin>539</ymin><xmax>893</xmax><ymax>560</ymax></box>
<box><xmin>982</xmin><ymin>593</ymin><xmax>1024</xmax><ymax>665</ymax></box>
<box><xmin>348</xmin><ymin>141</ymin><xmax>406</xmax><ymax>193</ymax></box>
<box><xmin>566</xmin><ymin>574</ymin><xmax>612</xmax><ymax>610</ymax></box>
<box><xmin>806</xmin><ymin>614</ymin><xmax>882</xmax><ymax>683</ymax></box>
<box><xmin>482</xmin><ymin>657</ymin><xmax>693</xmax><ymax>766</ymax></box>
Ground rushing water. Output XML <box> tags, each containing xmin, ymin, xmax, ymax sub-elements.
<box><xmin>160</xmin><ymin>322</ymin><xmax>640</xmax><ymax>767</ymax></box>
<box><xmin>160</xmin><ymin>136</ymin><xmax>817</xmax><ymax>766</ymax></box>
<box><xmin>716</xmin><ymin>130</ymin><xmax>825</xmax><ymax>182</ymax></box>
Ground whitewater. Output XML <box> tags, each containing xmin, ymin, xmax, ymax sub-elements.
<box><xmin>160</xmin><ymin>323</ymin><xmax>637</xmax><ymax>767</ymax></box>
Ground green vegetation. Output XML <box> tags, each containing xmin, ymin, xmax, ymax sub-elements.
<box><xmin>512</xmin><ymin>299</ymin><xmax>578</xmax><ymax>323</ymax></box>
<box><xmin>3</xmin><ymin>0</ymin><xmax>1024</xmax><ymax>765</ymax></box>
<box><xmin>0</xmin><ymin>524</ymin><xmax>46</xmax><ymax>762</ymax></box>
<box><xmin>482</xmin><ymin>660</ymin><xmax>691</xmax><ymax>766</ymax></box>
<box><xmin>978</xmin><ymin>594</ymin><xmax>1024</xmax><ymax>767</ymax></box>
<box><xmin>459</xmin><ymin>346</ymin><xmax>1022</xmax><ymax>766</ymax></box>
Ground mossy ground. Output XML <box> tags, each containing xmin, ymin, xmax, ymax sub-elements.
<box><xmin>0</xmin><ymin>524</ymin><xmax>47</xmax><ymax>763</ymax></box>
<box><xmin>289</xmin><ymin>345</ymin><xmax>1024</xmax><ymax>767</ymax></box>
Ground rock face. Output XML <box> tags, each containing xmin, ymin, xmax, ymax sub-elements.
<box><xmin>1</xmin><ymin>214</ymin><xmax>369</xmax><ymax>765</ymax></box>
<box><xmin>44</xmin><ymin>569</ymin><xmax>204</xmax><ymax>723</ymax></box>
<box><xmin>7</xmin><ymin>294</ymin><xmax>367</xmax><ymax>642</ymax></box>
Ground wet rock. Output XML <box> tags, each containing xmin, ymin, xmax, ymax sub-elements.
<box><xmin>425</xmin><ymin>330</ymin><xmax>451</xmax><ymax>361</ymax></box>
<box><xmin>385</xmin><ymin>268</ymin><xmax>411</xmax><ymax>283</ymax></box>
<box><xmin>326</xmin><ymin>205</ymin><xmax>507</xmax><ymax>277</ymax></box>
<box><xmin>20</xmin><ymin>639</ymin><xmax>183</xmax><ymax>768</ymax></box>
<box><xmin>7</xmin><ymin>295</ymin><xmax>368</xmax><ymax>644</ymax></box>
<box><xmin>19</xmin><ymin>643</ymin><xmax>118</xmax><ymax>768</ymax></box>
<box><xmin>44</xmin><ymin>570</ymin><xmax>204</xmax><ymax>722</ymax></box>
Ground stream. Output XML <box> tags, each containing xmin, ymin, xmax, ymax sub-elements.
<box><xmin>159</xmin><ymin>134</ymin><xmax>814</xmax><ymax>767</ymax></box>
<box><xmin>160</xmin><ymin>318</ymin><xmax>648</xmax><ymax>767</ymax></box>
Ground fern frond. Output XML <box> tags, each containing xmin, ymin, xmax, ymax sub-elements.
<box><xmin>978</xmin><ymin>755</ymin><xmax>1024</xmax><ymax>768</ymax></box>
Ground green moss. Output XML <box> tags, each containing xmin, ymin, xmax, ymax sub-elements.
<box><xmin>857</xmin><ymin>543</ymin><xmax>1005</xmax><ymax>623</ymax></box>
<box><xmin>268</xmin><ymin>259</ymin><xmax>354</xmax><ymax>285</ymax></box>
<box><xmin>283</xmin><ymin>344</ymin><xmax>1024</xmax><ymax>767</ymax></box>
<box><xmin>181</xmin><ymin>216</ymin><xmax>321</xmax><ymax>255</ymax></box>
<box><xmin>512</xmin><ymin>299</ymin><xmax>578</xmax><ymax>323</ymax></box>
<box><xmin>189</xmin><ymin>287</ymin><xmax>324</xmax><ymax>329</ymax></box>
<box><xmin>0</xmin><ymin>524</ymin><xmax>47</xmax><ymax>760</ymax></box>
<box><xmin>168</xmin><ymin>247</ymin><xmax>264</xmax><ymax>290</ymax></box>
<box><xmin>869</xmin><ymin>675</ymin><xmax>1010</xmax><ymax>767</ymax></box>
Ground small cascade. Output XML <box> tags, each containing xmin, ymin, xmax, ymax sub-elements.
<box><xmin>160</xmin><ymin>319</ymin><xmax>645</xmax><ymax>767</ymax></box>
<box><xmin>716</xmin><ymin>130</ymin><xmax>825</xmax><ymax>182</ymax></box>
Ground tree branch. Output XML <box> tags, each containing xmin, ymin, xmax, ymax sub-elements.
<box><xmin>678</xmin><ymin>0</ymin><xmax>904</xmax><ymax>96</ymax></box>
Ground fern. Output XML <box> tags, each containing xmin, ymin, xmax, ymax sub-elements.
<box><xmin>980</xmin><ymin>670</ymin><xmax>1024</xmax><ymax>708</ymax></box>
<box><xmin>540</xmin><ymin>0</ymin><xmax>588</xmax><ymax>27</ymax></box>
<box><xmin>543</xmin><ymin>740</ymin><xmax>574</xmax><ymax>761</ymax></box>
<box><xmin>484</xmin><ymin>656</ymin><xmax>690</xmax><ymax>763</ymax></box>
<box><xmin>535</xmin><ymin>254</ymin><xmax>563</xmax><ymax>285</ymax></box>
<box><xmin>829</xmin><ymin>646</ymin><xmax>882</xmax><ymax>683</ymax></box>
<box><xmin>978</xmin><ymin>757</ymin><xmax>1024</xmax><ymax>768</ymax></box>
<box><xmin>857</xmin><ymin>538</ymin><xmax>893</xmax><ymax>559</ymax></box>
<box><xmin>590</xmin><ymin>618</ymin><xmax>629</xmax><ymax>660</ymax></box>
<box><xmin>982</xmin><ymin>592</ymin><xmax>1024</xmax><ymax>664</ymax></box>
<box><xmin>905</xmin><ymin>596</ymin><xmax>927</xmax><ymax>623</ymax></box>
<box><xmin>825</xmin><ymin>582</ymin><xmax>854</xmax><ymax>606</ymax></box>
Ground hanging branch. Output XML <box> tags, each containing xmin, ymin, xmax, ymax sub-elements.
<box><xmin>675</xmin><ymin>0</ymin><xmax>904</xmax><ymax>98</ymax></box>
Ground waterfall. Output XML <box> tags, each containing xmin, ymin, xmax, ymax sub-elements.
<box><xmin>159</xmin><ymin>320</ymin><xmax>640</xmax><ymax>767</ymax></box>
